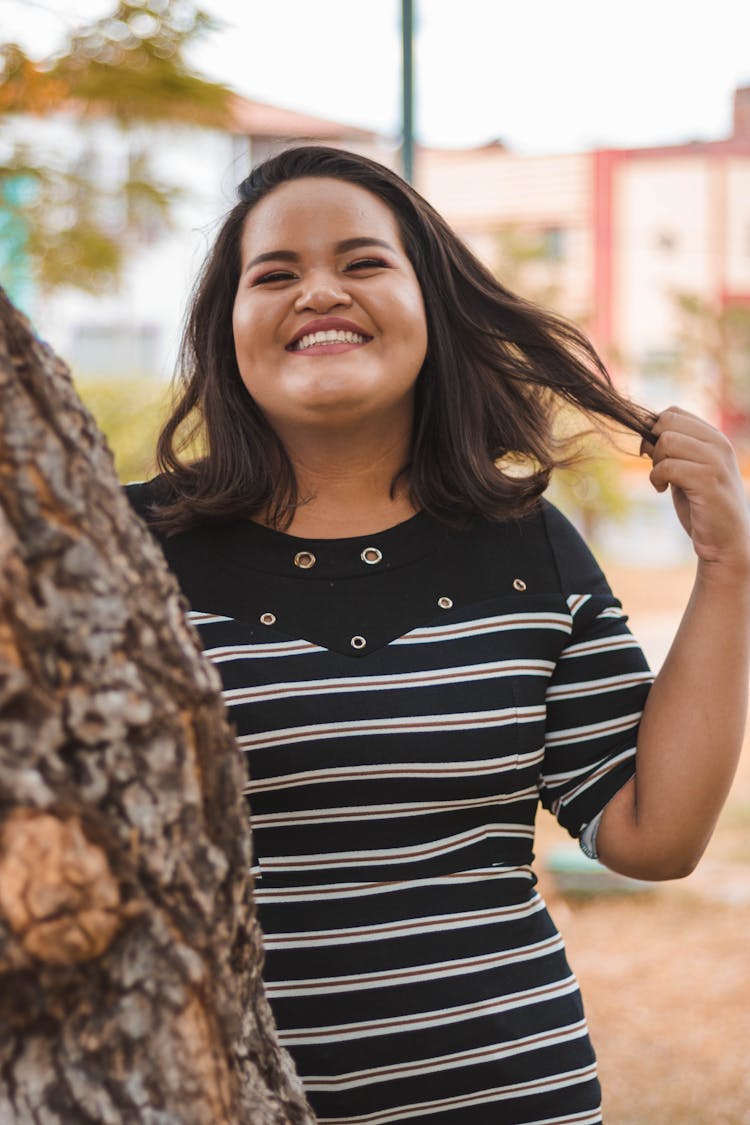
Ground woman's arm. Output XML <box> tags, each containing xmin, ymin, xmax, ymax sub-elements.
<box><xmin>596</xmin><ymin>406</ymin><xmax>750</xmax><ymax>880</ymax></box>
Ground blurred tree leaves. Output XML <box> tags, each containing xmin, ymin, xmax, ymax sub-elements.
<box><xmin>491</xmin><ymin>225</ymin><xmax>633</xmax><ymax>535</ymax></box>
<box><xmin>0</xmin><ymin>2</ymin><xmax>233</xmax><ymax>295</ymax></box>
<box><xmin>493</xmin><ymin>224</ymin><xmax>563</xmax><ymax>313</ymax></box>
<box><xmin>545</xmin><ymin>410</ymin><xmax>634</xmax><ymax>543</ymax></box>
<box><xmin>75</xmin><ymin>374</ymin><xmax>169</xmax><ymax>483</ymax></box>
<box><xmin>47</xmin><ymin>1</ymin><xmax>230</xmax><ymax>126</ymax></box>
<box><xmin>674</xmin><ymin>292</ymin><xmax>750</xmax><ymax>447</ymax></box>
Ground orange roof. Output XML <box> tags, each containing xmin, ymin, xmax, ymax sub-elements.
<box><xmin>227</xmin><ymin>93</ymin><xmax>377</xmax><ymax>140</ymax></box>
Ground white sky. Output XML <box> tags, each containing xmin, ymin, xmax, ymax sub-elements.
<box><xmin>6</xmin><ymin>0</ymin><xmax>750</xmax><ymax>153</ymax></box>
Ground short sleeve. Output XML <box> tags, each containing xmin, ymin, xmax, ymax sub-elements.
<box><xmin>539</xmin><ymin>502</ymin><xmax>654</xmax><ymax>839</ymax></box>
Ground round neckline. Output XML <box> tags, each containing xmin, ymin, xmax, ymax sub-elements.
<box><xmin>229</xmin><ymin>509</ymin><xmax>453</xmax><ymax>579</ymax></box>
<box><xmin>247</xmin><ymin>508</ymin><xmax>427</xmax><ymax>545</ymax></box>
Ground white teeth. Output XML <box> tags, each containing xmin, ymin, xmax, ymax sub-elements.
<box><xmin>292</xmin><ymin>329</ymin><xmax>368</xmax><ymax>351</ymax></box>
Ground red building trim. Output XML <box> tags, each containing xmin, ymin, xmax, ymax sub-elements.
<box><xmin>604</xmin><ymin>138</ymin><xmax>750</xmax><ymax>160</ymax></box>
<box><xmin>591</xmin><ymin>149</ymin><xmax>622</xmax><ymax>363</ymax></box>
<box><xmin>591</xmin><ymin>137</ymin><xmax>750</xmax><ymax>379</ymax></box>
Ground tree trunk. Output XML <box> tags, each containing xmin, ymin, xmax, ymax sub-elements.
<box><xmin>0</xmin><ymin>291</ymin><xmax>316</xmax><ymax>1125</ymax></box>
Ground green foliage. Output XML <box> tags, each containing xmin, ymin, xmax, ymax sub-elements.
<box><xmin>49</xmin><ymin>1</ymin><xmax>230</xmax><ymax>127</ymax></box>
<box><xmin>489</xmin><ymin>229</ymin><xmax>631</xmax><ymax>532</ymax></box>
<box><xmin>548</xmin><ymin>446</ymin><xmax>631</xmax><ymax>542</ymax></box>
<box><xmin>0</xmin><ymin>145</ymin><xmax>178</xmax><ymax>294</ymax></box>
<box><xmin>547</xmin><ymin>410</ymin><xmax>633</xmax><ymax>542</ymax></box>
<box><xmin>493</xmin><ymin>224</ymin><xmax>563</xmax><ymax>312</ymax></box>
<box><xmin>0</xmin><ymin>2</ymin><xmax>232</xmax><ymax>295</ymax></box>
<box><xmin>673</xmin><ymin>292</ymin><xmax>750</xmax><ymax>444</ymax></box>
<box><xmin>74</xmin><ymin>375</ymin><xmax>170</xmax><ymax>483</ymax></box>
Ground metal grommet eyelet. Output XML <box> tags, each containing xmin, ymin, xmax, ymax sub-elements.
<box><xmin>294</xmin><ymin>550</ymin><xmax>316</xmax><ymax>569</ymax></box>
<box><xmin>350</xmin><ymin>635</ymin><xmax>367</xmax><ymax>650</ymax></box>
<box><xmin>361</xmin><ymin>546</ymin><xmax>383</xmax><ymax>565</ymax></box>
<box><xmin>260</xmin><ymin>612</ymin><xmax>276</xmax><ymax>625</ymax></box>
<box><xmin>513</xmin><ymin>578</ymin><xmax>527</xmax><ymax>592</ymax></box>
<box><xmin>438</xmin><ymin>596</ymin><xmax>453</xmax><ymax>609</ymax></box>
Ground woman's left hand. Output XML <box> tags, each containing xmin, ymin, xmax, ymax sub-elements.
<box><xmin>642</xmin><ymin>406</ymin><xmax>750</xmax><ymax>578</ymax></box>
<box><xmin>600</xmin><ymin>405</ymin><xmax>750</xmax><ymax>881</ymax></box>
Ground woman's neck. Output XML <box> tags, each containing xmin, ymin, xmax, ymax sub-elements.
<box><xmin>265</xmin><ymin>420</ymin><xmax>417</xmax><ymax>538</ymax></box>
<box><xmin>284</xmin><ymin>488</ymin><xmax>417</xmax><ymax>539</ymax></box>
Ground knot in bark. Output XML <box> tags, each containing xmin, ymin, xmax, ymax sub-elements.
<box><xmin>0</xmin><ymin>808</ymin><xmax>122</xmax><ymax>965</ymax></box>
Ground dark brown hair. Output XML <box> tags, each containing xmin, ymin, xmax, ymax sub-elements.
<box><xmin>153</xmin><ymin>144</ymin><xmax>655</xmax><ymax>533</ymax></box>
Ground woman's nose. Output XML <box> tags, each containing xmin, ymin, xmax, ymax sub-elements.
<box><xmin>293</xmin><ymin>274</ymin><xmax>352</xmax><ymax>313</ymax></box>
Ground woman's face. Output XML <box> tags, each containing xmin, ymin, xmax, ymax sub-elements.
<box><xmin>232</xmin><ymin>177</ymin><xmax>428</xmax><ymax>437</ymax></box>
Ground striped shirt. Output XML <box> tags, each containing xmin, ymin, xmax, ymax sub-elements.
<box><xmin>128</xmin><ymin>482</ymin><xmax>652</xmax><ymax>1125</ymax></box>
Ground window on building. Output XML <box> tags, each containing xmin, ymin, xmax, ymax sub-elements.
<box><xmin>638</xmin><ymin>349</ymin><xmax>681</xmax><ymax>401</ymax></box>
<box><xmin>0</xmin><ymin>176</ymin><xmax>35</xmax><ymax>312</ymax></box>
<box><xmin>70</xmin><ymin>322</ymin><xmax>161</xmax><ymax>379</ymax></box>
<box><xmin>540</xmin><ymin>227</ymin><xmax>566</xmax><ymax>261</ymax></box>
<box><xmin>725</xmin><ymin>303</ymin><xmax>750</xmax><ymax>439</ymax></box>
<box><xmin>656</xmin><ymin>230</ymin><xmax>678</xmax><ymax>252</ymax></box>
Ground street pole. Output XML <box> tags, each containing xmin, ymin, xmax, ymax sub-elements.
<box><xmin>401</xmin><ymin>0</ymin><xmax>414</xmax><ymax>183</ymax></box>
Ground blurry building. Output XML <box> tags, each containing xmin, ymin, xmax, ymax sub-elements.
<box><xmin>414</xmin><ymin>87</ymin><xmax>750</xmax><ymax>563</ymax></box>
<box><xmin>10</xmin><ymin>96</ymin><xmax>387</xmax><ymax>380</ymax></box>
<box><xmin>12</xmin><ymin>83</ymin><xmax>750</xmax><ymax>416</ymax></box>
<box><xmin>418</xmin><ymin>86</ymin><xmax>750</xmax><ymax>441</ymax></box>
<box><xmin>7</xmin><ymin>84</ymin><xmax>749</xmax><ymax>561</ymax></box>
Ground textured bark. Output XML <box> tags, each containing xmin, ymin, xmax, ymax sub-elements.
<box><xmin>0</xmin><ymin>291</ymin><xmax>316</xmax><ymax>1124</ymax></box>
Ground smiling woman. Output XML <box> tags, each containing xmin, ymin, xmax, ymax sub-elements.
<box><xmin>127</xmin><ymin>146</ymin><xmax>750</xmax><ymax>1125</ymax></box>
<box><xmin>151</xmin><ymin>146</ymin><xmax>657</xmax><ymax>536</ymax></box>
<box><xmin>231</xmin><ymin>177</ymin><xmax>428</xmax><ymax>488</ymax></box>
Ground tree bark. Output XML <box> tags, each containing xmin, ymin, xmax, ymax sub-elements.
<box><xmin>0</xmin><ymin>291</ymin><xmax>316</xmax><ymax>1125</ymax></box>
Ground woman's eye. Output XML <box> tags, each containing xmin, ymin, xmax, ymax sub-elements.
<box><xmin>345</xmin><ymin>257</ymin><xmax>389</xmax><ymax>272</ymax></box>
<box><xmin>252</xmin><ymin>270</ymin><xmax>295</xmax><ymax>285</ymax></box>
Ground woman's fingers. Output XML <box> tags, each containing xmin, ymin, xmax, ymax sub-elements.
<box><xmin>642</xmin><ymin>406</ymin><xmax>750</xmax><ymax>572</ymax></box>
<box><xmin>643</xmin><ymin>406</ymin><xmax>732</xmax><ymax>454</ymax></box>
<box><xmin>642</xmin><ymin>410</ymin><xmax>701</xmax><ymax>458</ymax></box>
<box><xmin>649</xmin><ymin>431</ymin><xmax>715</xmax><ymax>469</ymax></box>
<box><xmin>648</xmin><ymin>455</ymin><xmax>718</xmax><ymax>494</ymax></box>
<box><xmin>649</xmin><ymin>404</ymin><xmax>722</xmax><ymax>440</ymax></box>
<box><xmin>644</xmin><ymin>407</ymin><xmax>737</xmax><ymax>480</ymax></box>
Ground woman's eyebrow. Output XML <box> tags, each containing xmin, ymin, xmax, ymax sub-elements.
<box><xmin>245</xmin><ymin>237</ymin><xmax>396</xmax><ymax>272</ymax></box>
<box><xmin>246</xmin><ymin>249</ymin><xmax>298</xmax><ymax>271</ymax></box>
<box><xmin>335</xmin><ymin>237</ymin><xmax>396</xmax><ymax>254</ymax></box>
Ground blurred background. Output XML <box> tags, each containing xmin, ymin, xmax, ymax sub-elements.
<box><xmin>2</xmin><ymin>4</ymin><xmax>750</xmax><ymax>1120</ymax></box>
<box><xmin>3</xmin><ymin>1</ymin><xmax>750</xmax><ymax>566</ymax></box>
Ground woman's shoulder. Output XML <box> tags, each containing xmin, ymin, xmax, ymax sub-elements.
<box><xmin>535</xmin><ymin>498</ymin><xmax>612</xmax><ymax>598</ymax></box>
<box><xmin>457</xmin><ymin>499</ymin><xmax>611</xmax><ymax>601</ymax></box>
<box><xmin>123</xmin><ymin>475</ymin><xmax>174</xmax><ymax>523</ymax></box>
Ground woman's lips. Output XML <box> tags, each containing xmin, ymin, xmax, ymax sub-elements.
<box><xmin>287</xmin><ymin>327</ymin><xmax>372</xmax><ymax>355</ymax></box>
<box><xmin>286</xmin><ymin>317</ymin><xmax>373</xmax><ymax>352</ymax></box>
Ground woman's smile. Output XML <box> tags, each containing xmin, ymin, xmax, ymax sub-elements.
<box><xmin>286</xmin><ymin>316</ymin><xmax>373</xmax><ymax>355</ymax></box>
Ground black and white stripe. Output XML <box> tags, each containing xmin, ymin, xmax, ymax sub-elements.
<box><xmin>188</xmin><ymin>586</ymin><xmax>651</xmax><ymax>1124</ymax></box>
<box><xmin>124</xmin><ymin>478</ymin><xmax>652</xmax><ymax>1125</ymax></box>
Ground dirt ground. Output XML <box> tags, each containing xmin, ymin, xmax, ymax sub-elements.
<box><xmin>534</xmin><ymin>563</ymin><xmax>750</xmax><ymax>1124</ymax></box>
